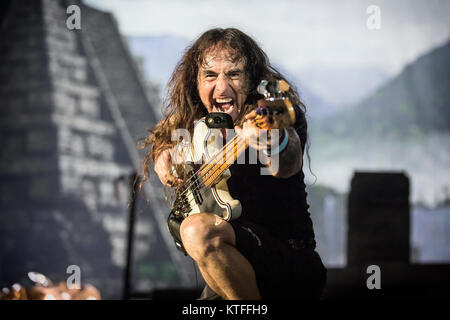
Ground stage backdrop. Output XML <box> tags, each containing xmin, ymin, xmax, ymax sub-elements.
<box><xmin>1</xmin><ymin>0</ymin><xmax>449</xmax><ymax>299</ymax></box>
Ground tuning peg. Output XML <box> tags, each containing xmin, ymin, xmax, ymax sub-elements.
<box><xmin>257</xmin><ymin>80</ymin><xmax>269</xmax><ymax>96</ymax></box>
<box><xmin>278</xmin><ymin>80</ymin><xmax>290</xmax><ymax>92</ymax></box>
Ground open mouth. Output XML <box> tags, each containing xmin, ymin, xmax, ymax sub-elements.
<box><xmin>213</xmin><ymin>97</ymin><xmax>235</xmax><ymax>113</ymax></box>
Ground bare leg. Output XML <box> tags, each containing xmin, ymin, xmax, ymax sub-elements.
<box><xmin>196</xmin><ymin>263</ymin><xmax>228</xmax><ymax>299</ymax></box>
<box><xmin>181</xmin><ymin>214</ymin><xmax>261</xmax><ymax>300</ymax></box>
<box><xmin>196</xmin><ymin>242</ymin><xmax>261</xmax><ymax>300</ymax></box>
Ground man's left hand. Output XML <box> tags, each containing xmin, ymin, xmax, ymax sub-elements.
<box><xmin>234</xmin><ymin>110</ymin><xmax>284</xmax><ymax>153</ymax></box>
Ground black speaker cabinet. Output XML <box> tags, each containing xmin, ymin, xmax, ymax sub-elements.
<box><xmin>347</xmin><ymin>172</ymin><xmax>410</xmax><ymax>265</ymax></box>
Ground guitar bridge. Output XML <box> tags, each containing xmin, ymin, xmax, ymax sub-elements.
<box><xmin>172</xmin><ymin>168</ymin><xmax>204</xmax><ymax>217</ymax></box>
<box><xmin>173</xmin><ymin>193</ymin><xmax>191</xmax><ymax>218</ymax></box>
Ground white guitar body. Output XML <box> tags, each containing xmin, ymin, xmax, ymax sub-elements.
<box><xmin>172</xmin><ymin>118</ymin><xmax>242</xmax><ymax>221</ymax></box>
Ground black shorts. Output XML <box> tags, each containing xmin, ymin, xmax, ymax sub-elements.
<box><xmin>199</xmin><ymin>220</ymin><xmax>327</xmax><ymax>300</ymax></box>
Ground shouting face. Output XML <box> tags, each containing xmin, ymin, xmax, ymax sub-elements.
<box><xmin>197</xmin><ymin>48</ymin><xmax>248</xmax><ymax>122</ymax></box>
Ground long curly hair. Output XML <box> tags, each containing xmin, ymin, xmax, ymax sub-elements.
<box><xmin>138</xmin><ymin>28</ymin><xmax>307</xmax><ymax>187</ymax></box>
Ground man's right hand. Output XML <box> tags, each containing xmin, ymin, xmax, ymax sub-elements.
<box><xmin>154</xmin><ymin>148</ymin><xmax>183</xmax><ymax>187</ymax></box>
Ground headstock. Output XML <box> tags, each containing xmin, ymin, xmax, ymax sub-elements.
<box><xmin>254</xmin><ymin>79</ymin><xmax>296</xmax><ymax>130</ymax></box>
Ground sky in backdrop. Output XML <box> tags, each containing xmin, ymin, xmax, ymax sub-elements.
<box><xmin>84</xmin><ymin>0</ymin><xmax>450</xmax><ymax>76</ymax></box>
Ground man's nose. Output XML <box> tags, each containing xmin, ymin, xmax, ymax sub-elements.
<box><xmin>215</xmin><ymin>74</ymin><xmax>230</xmax><ymax>94</ymax></box>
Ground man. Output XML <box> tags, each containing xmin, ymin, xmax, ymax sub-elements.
<box><xmin>141</xmin><ymin>28</ymin><xmax>326</xmax><ymax>300</ymax></box>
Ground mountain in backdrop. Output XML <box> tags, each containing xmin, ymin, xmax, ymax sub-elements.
<box><xmin>299</xmin><ymin>65</ymin><xmax>390</xmax><ymax>109</ymax></box>
<box><xmin>308</xmin><ymin>40</ymin><xmax>450</xmax><ymax>206</ymax></box>
<box><xmin>312</xmin><ymin>40</ymin><xmax>450</xmax><ymax>141</ymax></box>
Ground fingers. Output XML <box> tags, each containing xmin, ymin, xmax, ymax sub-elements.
<box><xmin>158</xmin><ymin>169</ymin><xmax>182</xmax><ymax>186</ymax></box>
<box><xmin>154</xmin><ymin>148</ymin><xmax>182</xmax><ymax>186</ymax></box>
<box><xmin>235</xmin><ymin>121</ymin><xmax>270</xmax><ymax>151</ymax></box>
<box><xmin>234</xmin><ymin>125</ymin><xmax>242</xmax><ymax>137</ymax></box>
<box><xmin>165</xmin><ymin>174</ymin><xmax>183</xmax><ymax>187</ymax></box>
<box><xmin>235</xmin><ymin>121</ymin><xmax>256</xmax><ymax>140</ymax></box>
<box><xmin>244</xmin><ymin>110</ymin><xmax>257</xmax><ymax>120</ymax></box>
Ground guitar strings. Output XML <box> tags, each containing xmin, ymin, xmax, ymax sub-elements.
<box><xmin>171</xmin><ymin>139</ymin><xmax>245</xmax><ymax>216</ymax></box>
<box><xmin>174</xmin><ymin>134</ymin><xmax>246</xmax><ymax>202</ymax></box>
<box><xmin>199</xmin><ymin>135</ymin><xmax>245</xmax><ymax>186</ymax></box>
<box><xmin>175</xmin><ymin>138</ymin><xmax>248</xmax><ymax>216</ymax></box>
<box><xmin>173</xmin><ymin>132</ymin><xmax>241</xmax><ymax>197</ymax></box>
<box><xmin>172</xmin><ymin>135</ymin><xmax>248</xmax><ymax>213</ymax></box>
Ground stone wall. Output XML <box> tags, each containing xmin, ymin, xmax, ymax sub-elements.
<box><xmin>0</xmin><ymin>0</ymin><xmax>195</xmax><ymax>298</ymax></box>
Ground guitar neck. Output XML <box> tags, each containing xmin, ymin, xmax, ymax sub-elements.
<box><xmin>198</xmin><ymin>134</ymin><xmax>248</xmax><ymax>188</ymax></box>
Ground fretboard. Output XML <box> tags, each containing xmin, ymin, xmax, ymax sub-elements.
<box><xmin>198</xmin><ymin>135</ymin><xmax>248</xmax><ymax>187</ymax></box>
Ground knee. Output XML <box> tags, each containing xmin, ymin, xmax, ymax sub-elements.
<box><xmin>180</xmin><ymin>214</ymin><xmax>231</xmax><ymax>261</ymax></box>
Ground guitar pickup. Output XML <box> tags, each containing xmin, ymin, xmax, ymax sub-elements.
<box><xmin>191</xmin><ymin>173</ymin><xmax>203</xmax><ymax>205</ymax></box>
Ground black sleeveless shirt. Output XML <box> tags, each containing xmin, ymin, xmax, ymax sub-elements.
<box><xmin>226</xmin><ymin>106</ymin><xmax>315</xmax><ymax>241</ymax></box>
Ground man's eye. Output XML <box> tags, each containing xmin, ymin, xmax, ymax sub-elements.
<box><xmin>230</xmin><ymin>72</ymin><xmax>240</xmax><ymax>78</ymax></box>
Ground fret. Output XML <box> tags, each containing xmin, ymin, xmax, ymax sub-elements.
<box><xmin>199</xmin><ymin>135</ymin><xmax>248</xmax><ymax>188</ymax></box>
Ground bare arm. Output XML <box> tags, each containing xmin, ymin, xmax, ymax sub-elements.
<box><xmin>235</xmin><ymin>111</ymin><xmax>303</xmax><ymax>179</ymax></box>
<box><xmin>154</xmin><ymin>148</ymin><xmax>183</xmax><ymax>186</ymax></box>
<box><xmin>264</xmin><ymin>127</ymin><xmax>302</xmax><ymax>178</ymax></box>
